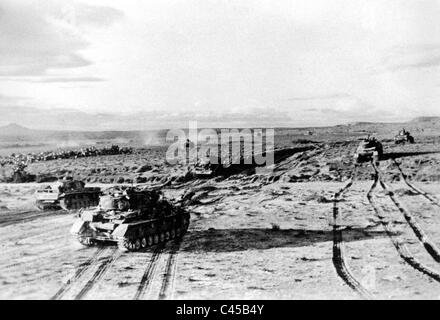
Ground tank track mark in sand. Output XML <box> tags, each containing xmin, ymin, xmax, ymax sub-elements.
<box><xmin>369</xmin><ymin>164</ymin><xmax>440</xmax><ymax>283</ymax></box>
<box><xmin>0</xmin><ymin>210</ymin><xmax>64</xmax><ymax>228</ymax></box>
<box><xmin>0</xmin><ymin>242</ymin><xmax>71</xmax><ymax>271</ymax></box>
<box><xmin>51</xmin><ymin>247</ymin><xmax>107</xmax><ymax>300</ymax></box>
<box><xmin>133</xmin><ymin>245</ymin><xmax>164</xmax><ymax>300</ymax></box>
<box><xmin>332</xmin><ymin>167</ymin><xmax>375</xmax><ymax>300</ymax></box>
<box><xmin>392</xmin><ymin>159</ymin><xmax>440</xmax><ymax>208</ymax></box>
<box><xmin>74</xmin><ymin>247</ymin><xmax>121</xmax><ymax>300</ymax></box>
<box><xmin>159</xmin><ymin>240</ymin><xmax>182</xmax><ymax>300</ymax></box>
<box><xmin>376</xmin><ymin>166</ymin><xmax>440</xmax><ymax>264</ymax></box>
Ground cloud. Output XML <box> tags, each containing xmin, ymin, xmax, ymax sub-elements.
<box><xmin>0</xmin><ymin>0</ymin><xmax>123</xmax><ymax>79</ymax></box>
<box><xmin>0</xmin><ymin>1</ymin><xmax>88</xmax><ymax>77</ymax></box>
<box><xmin>74</xmin><ymin>3</ymin><xmax>124</xmax><ymax>28</ymax></box>
<box><xmin>22</xmin><ymin>76</ymin><xmax>104</xmax><ymax>83</ymax></box>
<box><xmin>285</xmin><ymin>93</ymin><xmax>351</xmax><ymax>102</ymax></box>
<box><xmin>0</xmin><ymin>93</ymin><xmax>28</xmax><ymax>105</ymax></box>
<box><xmin>304</xmin><ymin>95</ymin><xmax>398</xmax><ymax>123</ymax></box>
<box><xmin>0</xmin><ymin>105</ymin><xmax>293</xmax><ymax>130</ymax></box>
<box><xmin>379</xmin><ymin>44</ymin><xmax>440</xmax><ymax>72</ymax></box>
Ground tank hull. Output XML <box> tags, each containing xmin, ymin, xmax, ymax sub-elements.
<box><xmin>354</xmin><ymin>149</ymin><xmax>380</xmax><ymax>163</ymax></box>
<box><xmin>394</xmin><ymin>134</ymin><xmax>415</xmax><ymax>144</ymax></box>
<box><xmin>71</xmin><ymin>211</ymin><xmax>190</xmax><ymax>251</ymax></box>
<box><xmin>354</xmin><ymin>141</ymin><xmax>383</xmax><ymax>164</ymax></box>
<box><xmin>59</xmin><ymin>188</ymin><xmax>101</xmax><ymax>210</ymax></box>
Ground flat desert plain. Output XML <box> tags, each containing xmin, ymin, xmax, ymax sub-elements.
<box><xmin>1</xmin><ymin>121</ymin><xmax>440</xmax><ymax>299</ymax></box>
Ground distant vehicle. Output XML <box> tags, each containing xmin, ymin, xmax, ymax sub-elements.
<box><xmin>70</xmin><ymin>186</ymin><xmax>190</xmax><ymax>251</ymax></box>
<box><xmin>35</xmin><ymin>178</ymin><xmax>101</xmax><ymax>211</ymax></box>
<box><xmin>394</xmin><ymin>129</ymin><xmax>415</xmax><ymax>144</ymax></box>
<box><xmin>6</xmin><ymin>163</ymin><xmax>35</xmax><ymax>183</ymax></box>
<box><xmin>192</xmin><ymin>155</ymin><xmax>222</xmax><ymax>178</ymax></box>
<box><xmin>354</xmin><ymin>136</ymin><xmax>383</xmax><ymax>163</ymax></box>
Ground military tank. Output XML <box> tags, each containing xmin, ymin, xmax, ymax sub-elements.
<box><xmin>394</xmin><ymin>129</ymin><xmax>415</xmax><ymax>144</ymax></box>
<box><xmin>35</xmin><ymin>178</ymin><xmax>101</xmax><ymax>211</ymax></box>
<box><xmin>354</xmin><ymin>136</ymin><xmax>384</xmax><ymax>163</ymax></box>
<box><xmin>192</xmin><ymin>155</ymin><xmax>221</xmax><ymax>178</ymax></box>
<box><xmin>70</xmin><ymin>186</ymin><xmax>190</xmax><ymax>251</ymax></box>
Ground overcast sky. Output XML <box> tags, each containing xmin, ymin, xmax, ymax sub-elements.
<box><xmin>0</xmin><ymin>0</ymin><xmax>439</xmax><ymax>129</ymax></box>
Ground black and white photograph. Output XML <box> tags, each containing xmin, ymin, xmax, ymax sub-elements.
<box><xmin>1</xmin><ymin>0</ymin><xmax>440</xmax><ymax>304</ymax></box>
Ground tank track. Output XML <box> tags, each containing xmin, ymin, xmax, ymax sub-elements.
<box><xmin>35</xmin><ymin>201</ymin><xmax>61</xmax><ymax>211</ymax></box>
<box><xmin>119</xmin><ymin>213</ymin><xmax>190</xmax><ymax>251</ymax></box>
<box><xmin>60</xmin><ymin>191</ymin><xmax>100</xmax><ymax>210</ymax></box>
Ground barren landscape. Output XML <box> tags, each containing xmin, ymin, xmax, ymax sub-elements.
<box><xmin>1</xmin><ymin>118</ymin><xmax>440</xmax><ymax>300</ymax></box>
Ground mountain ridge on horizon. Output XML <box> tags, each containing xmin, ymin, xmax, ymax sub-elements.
<box><xmin>1</xmin><ymin>115</ymin><xmax>439</xmax><ymax>135</ymax></box>
<box><xmin>0</xmin><ymin>104</ymin><xmax>431</xmax><ymax>131</ymax></box>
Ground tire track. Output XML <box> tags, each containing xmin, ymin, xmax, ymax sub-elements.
<box><xmin>75</xmin><ymin>247</ymin><xmax>121</xmax><ymax>300</ymax></box>
<box><xmin>158</xmin><ymin>241</ymin><xmax>181</xmax><ymax>300</ymax></box>
<box><xmin>368</xmin><ymin>164</ymin><xmax>440</xmax><ymax>282</ymax></box>
<box><xmin>133</xmin><ymin>245</ymin><xmax>164</xmax><ymax>300</ymax></box>
<box><xmin>0</xmin><ymin>226</ymin><xmax>67</xmax><ymax>260</ymax></box>
<box><xmin>1</xmin><ymin>243</ymin><xmax>71</xmax><ymax>270</ymax></box>
<box><xmin>332</xmin><ymin>167</ymin><xmax>374</xmax><ymax>299</ymax></box>
<box><xmin>51</xmin><ymin>246</ymin><xmax>107</xmax><ymax>300</ymax></box>
<box><xmin>376</xmin><ymin>166</ymin><xmax>440</xmax><ymax>263</ymax></box>
<box><xmin>392</xmin><ymin>159</ymin><xmax>440</xmax><ymax>208</ymax></box>
<box><xmin>0</xmin><ymin>210</ymin><xmax>65</xmax><ymax>228</ymax></box>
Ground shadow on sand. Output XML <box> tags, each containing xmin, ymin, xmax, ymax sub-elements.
<box><xmin>87</xmin><ymin>226</ymin><xmax>391</xmax><ymax>254</ymax></box>
<box><xmin>216</xmin><ymin>146</ymin><xmax>316</xmax><ymax>177</ymax></box>
<box><xmin>177</xmin><ymin>227</ymin><xmax>390</xmax><ymax>253</ymax></box>
<box><xmin>382</xmin><ymin>151</ymin><xmax>440</xmax><ymax>161</ymax></box>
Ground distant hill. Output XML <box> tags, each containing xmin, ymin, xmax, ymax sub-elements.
<box><xmin>410</xmin><ymin>116</ymin><xmax>440</xmax><ymax>123</ymax></box>
<box><xmin>0</xmin><ymin>123</ymin><xmax>37</xmax><ymax>137</ymax></box>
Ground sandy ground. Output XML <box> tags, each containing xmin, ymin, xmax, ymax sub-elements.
<box><xmin>1</xmin><ymin>134</ymin><xmax>440</xmax><ymax>300</ymax></box>
<box><xmin>1</xmin><ymin>168</ymin><xmax>440</xmax><ymax>299</ymax></box>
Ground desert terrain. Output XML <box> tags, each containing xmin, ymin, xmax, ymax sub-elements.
<box><xmin>1</xmin><ymin>117</ymin><xmax>440</xmax><ymax>299</ymax></box>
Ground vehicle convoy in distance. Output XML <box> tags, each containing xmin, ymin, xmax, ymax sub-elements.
<box><xmin>394</xmin><ymin>128</ymin><xmax>415</xmax><ymax>144</ymax></box>
<box><xmin>354</xmin><ymin>136</ymin><xmax>384</xmax><ymax>163</ymax></box>
<box><xmin>35</xmin><ymin>178</ymin><xmax>101</xmax><ymax>211</ymax></box>
<box><xmin>70</xmin><ymin>186</ymin><xmax>190</xmax><ymax>251</ymax></box>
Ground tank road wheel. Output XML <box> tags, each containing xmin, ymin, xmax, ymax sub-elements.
<box><xmin>135</xmin><ymin>239</ymin><xmax>141</xmax><ymax>251</ymax></box>
<box><xmin>165</xmin><ymin>231</ymin><xmax>170</xmax><ymax>241</ymax></box>
<box><xmin>141</xmin><ymin>237</ymin><xmax>147</xmax><ymax>248</ymax></box>
<box><xmin>153</xmin><ymin>234</ymin><xmax>159</xmax><ymax>245</ymax></box>
<box><xmin>147</xmin><ymin>235</ymin><xmax>154</xmax><ymax>246</ymax></box>
<box><xmin>159</xmin><ymin>232</ymin><xmax>165</xmax><ymax>243</ymax></box>
<box><xmin>170</xmin><ymin>229</ymin><xmax>176</xmax><ymax>239</ymax></box>
<box><xmin>176</xmin><ymin>228</ymin><xmax>181</xmax><ymax>238</ymax></box>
